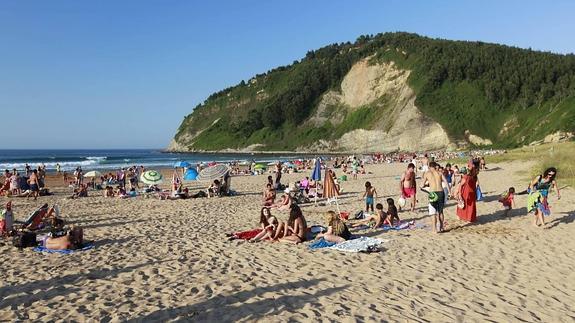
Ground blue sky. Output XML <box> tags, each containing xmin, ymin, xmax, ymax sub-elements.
<box><xmin>1</xmin><ymin>0</ymin><xmax>574</xmax><ymax>149</ymax></box>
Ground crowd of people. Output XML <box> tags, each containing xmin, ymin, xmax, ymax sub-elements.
<box><xmin>0</xmin><ymin>147</ymin><xmax>563</xmax><ymax>254</ymax></box>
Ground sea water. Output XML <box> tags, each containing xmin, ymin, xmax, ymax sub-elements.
<box><xmin>0</xmin><ymin>149</ymin><xmax>306</xmax><ymax>172</ymax></box>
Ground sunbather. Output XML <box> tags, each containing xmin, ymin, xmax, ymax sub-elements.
<box><xmin>262</xmin><ymin>183</ymin><xmax>276</xmax><ymax>206</ymax></box>
<box><xmin>280</xmin><ymin>204</ymin><xmax>307</xmax><ymax>244</ymax></box>
<box><xmin>270</xmin><ymin>192</ymin><xmax>292</xmax><ymax>211</ymax></box>
<box><xmin>315</xmin><ymin>211</ymin><xmax>351</xmax><ymax>243</ymax></box>
<box><xmin>207</xmin><ymin>180</ymin><xmax>221</xmax><ymax>198</ymax></box>
<box><xmin>43</xmin><ymin>226</ymin><xmax>84</xmax><ymax>250</ymax></box>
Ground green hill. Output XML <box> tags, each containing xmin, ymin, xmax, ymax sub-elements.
<box><xmin>168</xmin><ymin>32</ymin><xmax>575</xmax><ymax>152</ymax></box>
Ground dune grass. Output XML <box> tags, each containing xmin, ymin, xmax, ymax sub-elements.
<box><xmin>479</xmin><ymin>141</ymin><xmax>575</xmax><ymax>188</ymax></box>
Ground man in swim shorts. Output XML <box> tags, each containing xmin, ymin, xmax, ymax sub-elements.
<box><xmin>28</xmin><ymin>169</ymin><xmax>40</xmax><ymax>200</ymax></box>
<box><xmin>422</xmin><ymin>161</ymin><xmax>445</xmax><ymax>233</ymax></box>
<box><xmin>399</xmin><ymin>163</ymin><xmax>417</xmax><ymax>212</ymax></box>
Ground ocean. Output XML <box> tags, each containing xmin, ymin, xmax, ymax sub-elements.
<box><xmin>0</xmin><ymin>149</ymin><xmax>307</xmax><ymax>172</ymax></box>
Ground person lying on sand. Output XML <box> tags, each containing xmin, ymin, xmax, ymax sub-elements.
<box><xmin>43</xmin><ymin>226</ymin><xmax>84</xmax><ymax>250</ymax></box>
<box><xmin>315</xmin><ymin>211</ymin><xmax>351</xmax><ymax>243</ymax></box>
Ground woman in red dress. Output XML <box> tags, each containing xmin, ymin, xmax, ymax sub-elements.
<box><xmin>456</xmin><ymin>160</ymin><xmax>480</xmax><ymax>222</ymax></box>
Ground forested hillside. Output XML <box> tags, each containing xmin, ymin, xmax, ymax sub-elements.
<box><xmin>170</xmin><ymin>32</ymin><xmax>575</xmax><ymax>152</ymax></box>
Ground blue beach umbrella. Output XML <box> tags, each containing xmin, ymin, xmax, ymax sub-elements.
<box><xmin>174</xmin><ymin>161</ymin><xmax>191</xmax><ymax>168</ymax></box>
<box><xmin>311</xmin><ymin>158</ymin><xmax>321</xmax><ymax>181</ymax></box>
<box><xmin>184</xmin><ymin>168</ymin><xmax>198</xmax><ymax>181</ymax></box>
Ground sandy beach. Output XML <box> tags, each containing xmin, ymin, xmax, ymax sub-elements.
<box><xmin>1</xmin><ymin>161</ymin><xmax>574</xmax><ymax>322</ymax></box>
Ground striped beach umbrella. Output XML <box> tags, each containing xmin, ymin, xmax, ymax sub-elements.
<box><xmin>197</xmin><ymin>164</ymin><xmax>230</xmax><ymax>181</ymax></box>
<box><xmin>140</xmin><ymin>170</ymin><xmax>163</xmax><ymax>185</ymax></box>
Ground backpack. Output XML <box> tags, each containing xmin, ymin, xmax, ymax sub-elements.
<box><xmin>13</xmin><ymin>231</ymin><xmax>37</xmax><ymax>248</ymax></box>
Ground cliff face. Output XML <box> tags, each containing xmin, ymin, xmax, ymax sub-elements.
<box><xmin>303</xmin><ymin>59</ymin><xmax>450</xmax><ymax>152</ymax></box>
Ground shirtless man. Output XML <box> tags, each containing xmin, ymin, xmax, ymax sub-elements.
<box><xmin>399</xmin><ymin>163</ymin><xmax>417</xmax><ymax>212</ymax></box>
<box><xmin>421</xmin><ymin>161</ymin><xmax>445</xmax><ymax>233</ymax></box>
<box><xmin>28</xmin><ymin>169</ymin><xmax>40</xmax><ymax>200</ymax></box>
<box><xmin>420</xmin><ymin>154</ymin><xmax>429</xmax><ymax>173</ymax></box>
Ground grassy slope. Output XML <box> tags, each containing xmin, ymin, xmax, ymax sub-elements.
<box><xmin>173</xmin><ymin>33</ymin><xmax>575</xmax><ymax>151</ymax></box>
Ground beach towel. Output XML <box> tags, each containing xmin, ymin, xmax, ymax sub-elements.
<box><xmin>354</xmin><ymin>220</ymin><xmax>416</xmax><ymax>232</ymax></box>
<box><xmin>308</xmin><ymin>238</ymin><xmax>336</xmax><ymax>250</ymax></box>
<box><xmin>330</xmin><ymin>237</ymin><xmax>384</xmax><ymax>253</ymax></box>
<box><xmin>33</xmin><ymin>244</ymin><xmax>94</xmax><ymax>254</ymax></box>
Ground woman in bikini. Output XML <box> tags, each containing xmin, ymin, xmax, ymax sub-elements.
<box><xmin>228</xmin><ymin>207</ymin><xmax>280</xmax><ymax>241</ymax></box>
<box><xmin>262</xmin><ymin>183</ymin><xmax>276</xmax><ymax>206</ymax></box>
<box><xmin>280</xmin><ymin>204</ymin><xmax>307</xmax><ymax>244</ymax></box>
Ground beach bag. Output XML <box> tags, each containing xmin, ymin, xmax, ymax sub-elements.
<box><xmin>12</xmin><ymin>231</ymin><xmax>37</xmax><ymax>248</ymax></box>
<box><xmin>476</xmin><ymin>186</ymin><xmax>483</xmax><ymax>201</ymax></box>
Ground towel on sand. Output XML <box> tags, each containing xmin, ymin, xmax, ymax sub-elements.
<box><xmin>330</xmin><ymin>237</ymin><xmax>384</xmax><ymax>253</ymax></box>
<box><xmin>308</xmin><ymin>238</ymin><xmax>336</xmax><ymax>250</ymax></box>
<box><xmin>33</xmin><ymin>244</ymin><xmax>94</xmax><ymax>254</ymax></box>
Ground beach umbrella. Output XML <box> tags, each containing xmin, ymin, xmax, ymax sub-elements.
<box><xmin>197</xmin><ymin>164</ymin><xmax>230</xmax><ymax>181</ymax></box>
<box><xmin>253</xmin><ymin>163</ymin><xmax>267</xmax><ymax>170</ymax></box>
<box><xmin>184</xmin><ymin>168</ymin><xmax>198</xmax><ymax>181</ymax></box>
<box><xmin>83</xmin><ymin>170</ymin><xmax>102</xmax><ymax>178</ymax></box>
<box><xmin>174</xmin><ymin>161</ymin><xmax>191</xmax><ymax>168</ymax></box>
<box><xmin>311</xmin><ymin>159</ymin><xmax>322</xmax><ymax>206</ymax></box>
<box><xmin>311</xmin><ymin>159</ymin><xmax>321</xmax><ymax>181</ymax></box>
<box><xmin>140</xmin><ymin>170</ymin><xmax>163</xmax><ymax>185</ymax></box>
<box><xmin>323</xmin><ymin>168</ymin><xmax>341</xmax><ymax>214</ymax></box>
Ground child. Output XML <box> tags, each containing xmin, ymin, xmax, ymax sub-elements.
<box><xmin>352</xmin><ymin>203</ymin><xmax>386</xmax><ymax>228</ymax></box>
<box><xmin>1</xmin><ymin>201</ymin><xmax>14</xmax><ymax>235</ymax></box>
<box><xmin>385</xmin><ymin>198</ymin><xmax>400</xmax><ymax>226</ymax></box>
<box><xmin>499</xmin><ymin>187</ymin><xmax>515</xmax><ymax>217</ymax></box>
<box><xmin>362</xmin><ymin>181</ymin><xmax>378</xmax><ymax>212</ymax></box>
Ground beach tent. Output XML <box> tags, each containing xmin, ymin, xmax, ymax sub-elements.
<box><xmin>174</xmin><ymin>161</ymin><xmax>191</xmax><ymax>168</ymax></box>
<box><xmin>323</xmin><ymin>168</ymin><xmax>341</xmax><ymax>214</ymax></box>
<box><xmin>140</xmin><ymin>170</ymin><xmax>163</xmax><ymax>185</ymax></box>
<box><xmin>183</xmin><ymin>168</ymin><xmax>198</xmax><ymax>181</ymax></box>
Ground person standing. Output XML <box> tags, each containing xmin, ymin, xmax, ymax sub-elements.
<box><xmin>456</xmin><ymin>159</ymin><xmax>480</xmax><ymax>223</ymax></box>
<box><xmin>56</xmin><ymin>163</ymin><xmax>61</xmax><ymax>174</ymax></box>
<box><xmin>421</xmin><ymin>161</ymin><xmax>445</xmax><ymax>233</ymax></box>
<box><xmin>351</xmin><ymin>157</ymin><xmax>359</xmax><ymax>180</ymax></box>
<box><xmin>399</xmin><ymin>163</ymin><xmax>417</xmax><ymax>212</ymax></box>
<box><xmin>527</xmin><ymin>167</ymin><xmax>560</xmax><ymax>227</ymax></box>
<box><xmin>274</xmin><ymin>162</ymin><xmax>282</xmax><ymax>190</ymax></box>
<box><xmin>28</xmin><ymin>169</ymin><xmax>40</xmax><ymax>200</ymax></box>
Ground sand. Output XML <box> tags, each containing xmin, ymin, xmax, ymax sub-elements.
<box><xmin>1</xmin><ymin>161</ymin><xmax>574</xmax><ymax>322</ymax></box>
